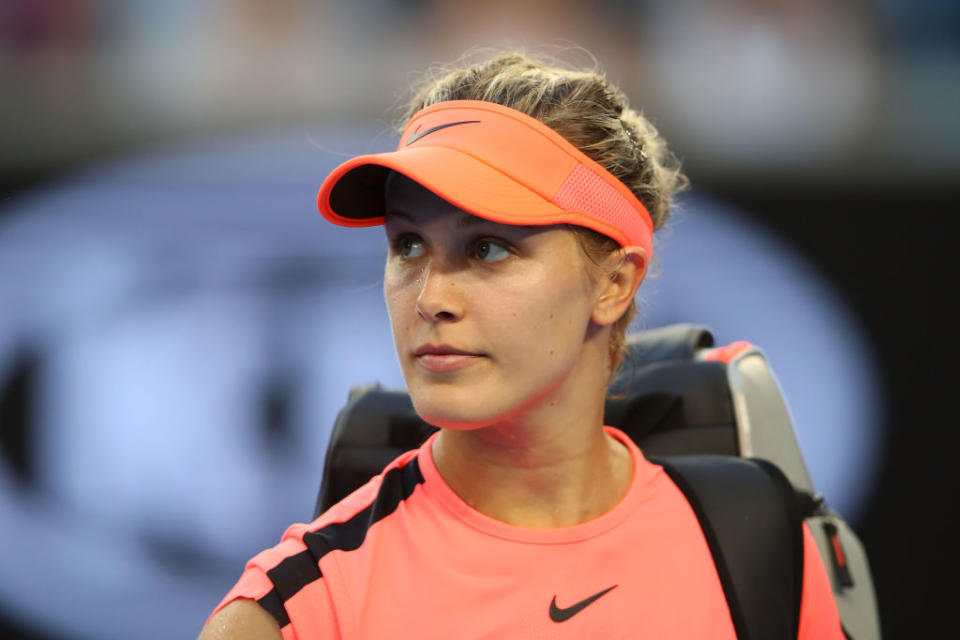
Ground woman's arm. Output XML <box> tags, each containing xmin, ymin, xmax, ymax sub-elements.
<box><xmin>198</xmin><ymin>599</ymin><xmax>283</xmax><ymax>640</ymax></box>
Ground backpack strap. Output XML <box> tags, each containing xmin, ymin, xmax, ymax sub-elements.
<box><xmin>655</xmin><ymin>456</ymin><xmax>804</xmax><ymax>640</ymax></box>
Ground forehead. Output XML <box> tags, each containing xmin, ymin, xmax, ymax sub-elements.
<box><xmin>384</xmin><ymin>172</ymin><xmax>519</xmax><ymax>234</ymax></box>
<box><xmin>384</xmin><ymin>172</ymin><xmax>462</xmax><ymax>222</ymax></box>
<box><xmin>382</xmin><ymin>172</ymin><xmax>574</xmax><ymax>245</ymax></box>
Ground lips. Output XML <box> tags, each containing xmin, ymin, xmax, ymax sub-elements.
<box><xmin>414</xmin><ymin>343</ymin><xmax>485</xmax><ymax>372</ymax></box>
<box><xmin>414</xmin><ymin>343</ymin><xmax>480</xmax><ymax>357</ymax></box>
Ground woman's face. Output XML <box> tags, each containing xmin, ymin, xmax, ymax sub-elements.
<box><xmin>383</xmin><ymin>174</ymin><xmax>607</xmax><ymax>430</ymax></box>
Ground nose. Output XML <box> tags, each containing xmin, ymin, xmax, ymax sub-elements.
<box><xmin>415</xmin><ymin>263</ymin><xmax>463</xmax><ymax>323</ymax></box>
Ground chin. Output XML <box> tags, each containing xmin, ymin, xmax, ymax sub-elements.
<box><xmin>411</xmin><ymin>398</ymin><xmax>497</xmax><ymax>431</ymax></box>
<box><xmin>408</xmin><ymin>383</ymin><xmax>510</xmax><ymax>431</ymax></box>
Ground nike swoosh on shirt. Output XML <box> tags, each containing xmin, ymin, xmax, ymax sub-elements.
<box><xmin>404</xmin><ymin>120</ymin><xmax>480</xmax><ymax>146</ymax></box>
<box><xmin>549</xmin><ymin>584</ymin><xmax>618</xmax><ymax>622</ymax></box>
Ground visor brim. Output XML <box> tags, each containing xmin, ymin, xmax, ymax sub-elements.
<box><xmin>317</xmin><ymin>146</ymin><xmax>631</xmax><ymax>246</ymax></box>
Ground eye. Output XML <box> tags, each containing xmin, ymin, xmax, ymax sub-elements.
<box><xmin>473</xmin><ymin>238</ymin><xmax>511</xmax><ymax>262</ymax></box>
<box><xmin>395</xmin><ymin>234</ymin><xmax>425</xmax><ymax>259</ymax></box>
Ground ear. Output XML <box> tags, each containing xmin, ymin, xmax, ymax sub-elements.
<box><xmin>591</xmin><ymin>246</ymin><xmax>647</xmax><ymax>326</ymax></box>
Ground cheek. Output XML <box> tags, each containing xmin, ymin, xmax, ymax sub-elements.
<box><xmin>492</xmin><ymin>267</ymin><xmax>594</xmax><ymax>354</ymax></box>
<box><xmin>384</xmin><ymin>259</ymin><xmax>422</xmax><ymax>305</ymax></box>
<box><xmin>384</xmin><ymin>271</ymin><xmax>417</xmax><ymax>343</ymax></box>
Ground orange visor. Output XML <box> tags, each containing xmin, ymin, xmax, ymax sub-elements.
<box><xmin>316</xmin><ymin>100</ymin><xmax>654</xmax><ymax>258</ymax></box>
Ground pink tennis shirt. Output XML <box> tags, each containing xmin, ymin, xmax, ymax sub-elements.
<box><xmin>211</xmin><ymin>427</ymin><xmax>843</xmax><ymax>638</ymax></box>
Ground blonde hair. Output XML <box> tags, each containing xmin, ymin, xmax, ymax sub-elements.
<box><xmin>401</xmin><ymin>51</ymin><xmax>688</xmax><ymax>378</ymax></box>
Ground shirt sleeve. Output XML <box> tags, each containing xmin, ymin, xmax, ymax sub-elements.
<box><xmin>207</xmin><ymin>534</ymin><xmax>341</xmax><ymax>640</ymax></box>
<box><xmin>797</xmin><ymin>522</ymin><xmax>846</xmax><ymax>640</ymax></box>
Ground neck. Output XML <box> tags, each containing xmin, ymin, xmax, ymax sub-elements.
<box><xmin>431</xmin><ymin>343</ymin><xmax>634</xmax><ymax>528</ymax></box>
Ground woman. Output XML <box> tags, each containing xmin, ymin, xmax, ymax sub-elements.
<box><xmin>200</xmin><ymin>51</ymin><xmax>843</xmax><ymax>639</ymax></box>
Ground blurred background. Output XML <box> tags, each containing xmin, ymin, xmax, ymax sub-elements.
<box><xmin>0</xmin><ymin>0</ymin><xmax>956</xmax><ymax>637</ymax></box>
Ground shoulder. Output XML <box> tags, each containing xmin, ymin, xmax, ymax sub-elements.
<box><xmin>313</xmin><ymin>445</ymin><xmax>425</xmax><ymax>526</ymax></box>
<box><xmin>198</xmin><ymin>598</ymin><xmax>282</xmax><ymax>640</ymax></box>
<box><xmin>200</xmin><ymin>447</ymin><xmax>426</xmax><ymax>639</ymax></box>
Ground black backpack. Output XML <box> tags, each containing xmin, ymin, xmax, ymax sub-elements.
<box><xmin>315</xmin><ymin>324</ymin><xmax>880</xmax><ymax>639</ymax></box>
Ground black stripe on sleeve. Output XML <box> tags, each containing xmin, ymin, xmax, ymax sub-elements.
<box><xmin>258</xmin><ymin>587</ymin><xmax>290</xmax><ymax>628</ymax></box>
<box><xmin>256</xmin><ymin>456</ymin><xmax>425</xmax><ymax>629</ymax></box>
<box><xmin>267</xmin><ymin>549</ymin><xmax>324</xmax><ymax>601</ymax></box>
